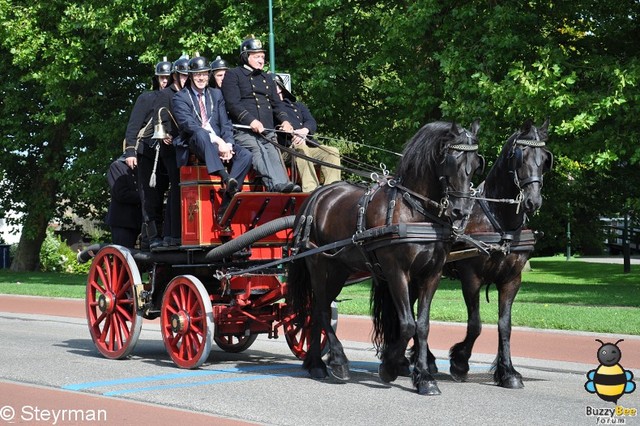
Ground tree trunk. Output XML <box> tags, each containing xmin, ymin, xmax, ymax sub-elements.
<box><xmin>9</xmin><ymin>126</ymin><xmax>68</xmax><ymax>272</ymax></box>
<box><xmin>10</xmin><ymin>215</ymin><xmax>49</xmax><ymax>271</ymax></box>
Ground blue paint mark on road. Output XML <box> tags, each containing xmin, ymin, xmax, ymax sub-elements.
<box><xmin>63</xmin><ymin>363</ymin><xmax>300</xmax><ymax>391</ymax></box>
<box><xmin>64</xmin><ymin>359</ymin><xmax>490</xmax><ymax>396</ymax></box>
<box><xmin>103</xmin><ymin>370</ymin><xmax>309</xmax><ymax>396</ymax></box>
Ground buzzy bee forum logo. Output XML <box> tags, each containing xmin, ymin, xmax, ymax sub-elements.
<box><xmin>584</xmin><ymin>339</ymin><xmax>637</xmax><ymax>424</ymax></box>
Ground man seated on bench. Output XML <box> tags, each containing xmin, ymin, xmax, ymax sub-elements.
<box><xmin>173</xmin><ymin>55</ymin><xmax>252</xmax><ymax>222</ymax></box>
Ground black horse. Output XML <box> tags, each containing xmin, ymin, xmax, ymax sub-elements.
<box><xmin>441</xmin><ymin>118</ymin><xmax>553</xmax><ymax>388</ymax></box>
<box><xmin>287</xmin><ymin>121</ymin><xmax>484</xmax><ymax>395</ymax></box>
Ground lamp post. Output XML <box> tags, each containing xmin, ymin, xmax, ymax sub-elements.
<box><xmin>268</xmin><ymin>0</ymin><xmax>276</xmax><ymax>73</ymax></box>
<box><xmin>566</xmin><ymin>202</ymin><xmax>571</xmax><ymax>260</ymax></box>
<box><xmin>623</xmin><ymin>209</ymin><xmax>631</xmax><ymax>273</ymax></box>
<box><xmin>566</xmin><ymin>174</ymin><xmax>574</xmax><ymax>261</ymax></box>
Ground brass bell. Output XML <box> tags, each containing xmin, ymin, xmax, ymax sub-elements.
<box><xmin>152</xmin><ymin>123</ymin><xmax>168</xmax><ymax>140</ymax></box>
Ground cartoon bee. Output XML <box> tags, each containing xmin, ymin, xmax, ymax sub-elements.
<box><xmin>585</xmin><ymin>339</ymin><xmax>636</xmax><ymax>403</ymax></box>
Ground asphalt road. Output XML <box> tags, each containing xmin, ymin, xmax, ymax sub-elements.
<box><xmin>1</xmin><ymin>296</ymin><xmax>638</xmax><ymax>425</ymax></box>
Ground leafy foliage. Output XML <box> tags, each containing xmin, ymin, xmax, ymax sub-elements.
<box><xmin>1</xmin><ymin>0</ymin><xmax>639</xmax><ymax>270</ymax></box>
<box><xmin>39</xmin><ymin>228</ymin><xmax>90</xmax><ymax>274</ymax></box>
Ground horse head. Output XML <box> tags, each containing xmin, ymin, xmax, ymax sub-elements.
<box><xmin>436</xmin><ymin>120</ymin><xmax>485</xmax><ymax>226</ymax></box>
<box><xmin>503</xmin><ymin>118</ymin><xmax>553</xmax><ymax>213</ymax></box>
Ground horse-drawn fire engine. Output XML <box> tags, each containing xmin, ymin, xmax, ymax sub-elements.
<box><xmin>79</xmin><ymin>163</ymin><xmax>337</xmax><ymax>369</ymax></box>
<box><xmin>78</xmin><ymin>118</ymin><xmax>552</xmax><ymax>397</ymax></box>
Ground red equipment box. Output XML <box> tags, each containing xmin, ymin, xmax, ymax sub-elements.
<box><xmin>179</xmin><ymin>166</ymin><xmax>308</xmax><ymax>255</ymax></box>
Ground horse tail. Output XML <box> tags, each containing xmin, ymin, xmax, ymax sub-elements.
<box><xmin>370</xmin><ymin>276</ymin><xmax>399</xmax><ymax>356</ymax></box>
<box><xmin>286</xmin><ymin>257</ymin><xmax>312</xmax><ymax>325</ymax></box>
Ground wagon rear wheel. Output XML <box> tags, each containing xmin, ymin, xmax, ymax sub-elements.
<box><xmin>214</xmin><ymin>334</ymin><xmax>259</xmax><ymax>353</ymax></box>
<box><xmin>284</xmin><ymin>302</ymin><xmax>338</xmax><ymax>360</ymax></box>
<box><xmin>160</xmin><ymin>275</ymin><xmax>213</xmax><ymax>369</ymax></box>
<box><xmin>85</xmin><ymin>245</ymin><xmax>143</xmax><ymax>360</ymax></box>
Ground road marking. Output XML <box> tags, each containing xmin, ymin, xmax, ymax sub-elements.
<box><xmin>63</xmin><ymin>364</ymin><xmax>301</xmax><ymax>391</ymax></box>
<box><xmin>63</xmin><ymin>360</ymin><xmax>492</xmax><ymax>396</ymax></box>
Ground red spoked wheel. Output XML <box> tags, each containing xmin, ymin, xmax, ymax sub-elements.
<box><xmin>284</xmin><ymin>302</ymin><xmax>338</xmax><ymax>360</ymax></box>
<box><xmin>160</xmin><ymin>275</ymin><xmax>213</xmax><ymax>369</ymax></box>
<box><xmin>85</xmin><ymin>245</ymin><xmax>143</xmax><ymax>360</ymax></box>
<box><xmin>214</xmin><ymin>334</ymin><xmax>258</xmax><ymax>353</ymax></box>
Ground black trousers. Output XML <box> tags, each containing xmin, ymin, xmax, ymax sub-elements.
<box><xmin>111</xmin><ymin>227</ymin><xmax>139</xmax><ymax>249</ymax></box>
<box><xmin>137</xmin><ymin>145</ymin><xmax>169</xmax><ymax>238</ymax></box>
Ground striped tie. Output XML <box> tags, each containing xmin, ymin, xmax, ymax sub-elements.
<box><xmin>198</xmin><ymin>93</ymin><xmax>208</xmax><ymax>127</ymax></box>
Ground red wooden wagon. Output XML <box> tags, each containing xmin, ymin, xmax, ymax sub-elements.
<box><xmin>79</xmin><ymin>165</ymin><xmax>337</xmax><ymax>368</ymax></box>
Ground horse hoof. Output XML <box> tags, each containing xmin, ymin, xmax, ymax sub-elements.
<box><xmin>309</xmin><ymin>367</ymin><xmax>328</xmax><ymax>380</ymax></box>
<box><xmin>417</xmin><ymin>381</ymin><xmax>441</xmax><ymax>396</ymax></box>
<box><xmin>450</xmin><ymin>371</ymin><xmax>467</xmax><ymax>383</ymax></box>
<box><xmin>499</xmin><ymin>376</ymin><xmax>524</xmax><ymax>389</ymax></box>
<box><xmin>449</xmin><ymin>366</ymin><xmax>467</xmax><ymax>382</ymax></box>
<box><xmin>378</xmin><ymin>364</ymin><xmax>398</xmax><ymax>383</ymax></box>
<box><xmin>329</xmin><ymin>364</ymin><xmax>350</xmax><ymax>381</ymax></box>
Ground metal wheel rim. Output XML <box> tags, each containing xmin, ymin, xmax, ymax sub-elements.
<box><xmin>160</xmin><ymin>275</ymin><xmax>213</xmax><ymax>369</ymax></box>
<box><xmin>85</xmin><ymin>245</ymin><xmax>143</xmax><ymax>359</ymax></box>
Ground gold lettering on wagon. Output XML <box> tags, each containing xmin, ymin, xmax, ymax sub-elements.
<box><xmin>188</xmin><ymin>203</ymin><xmax>199</xmax><ymax>221</ymax></box>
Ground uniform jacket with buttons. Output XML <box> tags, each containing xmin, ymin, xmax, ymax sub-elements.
<box><xmin>278</xmin><ymin>99</ymin><xmax>319</xmax><ymax>147</ymax></box>
<box><xmin>221</xmin><ymin>66</ymin><xmax>291</xmax><ymax>129</ymax></box>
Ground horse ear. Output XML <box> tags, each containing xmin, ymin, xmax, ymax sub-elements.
<box><xmin>521</xmin><ymin>118</ymin><xmax>533</xmax><ymax>133</ymax></box>
<box><xmin>470</xmin><ymin>119</ymin><xmax>480</xmax><ymax>136</ymax></box>
<box><xmin>450</xmin><ymin>121</ymin><xmax>460</xmax><ymax>135</ymax></box>
<box><xmin>539</xmin><ymin>117</ymin><xmax>550</xmax><ymax>139</ymax></box>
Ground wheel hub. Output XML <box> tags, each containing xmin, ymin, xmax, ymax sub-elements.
<box><xmin>98</xmin><ymin>293</ymin><xmax>115</xmax><ymax>314</ymax></box>
<box><xmin>170</xmin><ymin>312</ymin><xmax>189</xmax><ymax>334</ymax></box>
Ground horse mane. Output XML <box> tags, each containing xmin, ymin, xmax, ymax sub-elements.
<box><xmin>395</xmin><ymin>121</ymin><xmax>462</xmax><ymax>182</ymax></box>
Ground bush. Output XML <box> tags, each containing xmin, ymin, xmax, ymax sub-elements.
<box><xmin>40</xmin><ymin>228</ymin><xmax>91</xmax><ymax>274</ymax></box>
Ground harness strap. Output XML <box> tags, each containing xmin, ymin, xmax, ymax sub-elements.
<box><xmin>217</xmin><ymin>222</ymin><xmax>456</xmax><ymax>280</ymax></box>
<box><xmin>385</xmin><ymin>187</ymin><xmax>397</xmax><ymax>226</ymax></box>
<box><xmin>479</xmin><ymin>198</ymin><xmax>503</xmax><ymax>234</ymax></box>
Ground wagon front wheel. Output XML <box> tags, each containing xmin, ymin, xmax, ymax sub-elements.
<box><xmin>85</xmin><ymin>245</ymin><xmax>143</xmax><ymax>360</ymax></box>
<box><xmin>284</xmin><ymin>302</ymin><xmax>338</xmax><ymax>360</ymax></box>
<box><xmin>161</xmin><ymin>275</ymin><xmax>213</xmax><ymax>369</ymax></box>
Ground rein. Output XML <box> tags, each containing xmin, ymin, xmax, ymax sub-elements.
<box><xmin>233</xmin><ymin>124</ymin><xmax>381</xmax><ymax>181</ymax></box>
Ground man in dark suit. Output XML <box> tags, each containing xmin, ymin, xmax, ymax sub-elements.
<box><xmin>105</xmin><ymin>155</ymin><xmax>142</xmax><ymax>249</ymax></box>
<box><xmin>173</xmin><ymin>55</ymin><xmax>252</xmax><ymax>220</ymax></box>
<box><xmin>221</xmin><ymin>38</ymin><xmax>301</xmax><ymax>193</ymax></box>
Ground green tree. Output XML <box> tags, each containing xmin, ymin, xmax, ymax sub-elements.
<box><xmin>1</xmin><ymin>0</ymin><xmax>638</xmax><ymax>272</ymax></box>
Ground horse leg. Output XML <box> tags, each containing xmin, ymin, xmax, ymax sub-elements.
<box><xmin>377</xmin><ymin>277</ymin><xmax>415</xmax><ymax>384</ymax></box>
<box><xmin>449</xmin><ymin>274</ymin><xmax>482</xmax><ymax>382</ymax></box>
<box><xmin>324</xmin><ymin>307</ymin><xmax>350</xmax><ymax>381</ymax></box>
<box><xmin>493</xmin><ymin>276</ymin><xmax>524</xmax><ymax>389</ymax></box>
<box><xmin>379</xmin><ymin>323</ymin><xmax>415</xmax><ymax>384</ymax></box>
<box><xmin>318</xmin><ymin>263</ymin><xmax>351</xmax><ymax>381</ymax></box>
<box><xmin>302</xmin><ymin>301</ymin><xmax>329</xmax><ymax>379</ymax></box>
<box><xmin>426</xmin><ymin>346</ymin><xmax>438</xmax><ymax>374</ymax></box>
<box><xmin>412</xmin><ymin>275</ymin><xmax>441</xmax><ymax>396</ymax></box>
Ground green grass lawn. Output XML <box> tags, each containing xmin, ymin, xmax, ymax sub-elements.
<box><xmin>1</xmin><ymin>256</ymin><xmax>638</xmax><ymax>335</ymax></box>
<box><xmin>329</xmin><ymin>256</ymin><xmax>640</xmax><ymax>335</ymax></box>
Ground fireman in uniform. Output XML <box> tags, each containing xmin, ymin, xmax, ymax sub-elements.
<box><xmin>149</xmin><ymin>55</ymin><xmax>190</xmax><ymax>247</ymax></box>
<box><xmin>221</xmin><ymin>38</ymin><xmax>301</xmax><ymax>193</ymax></box>
<box><xmin>123</xmin><ymin>58</ymin><xmax>172</xmax><ymax>249</ymax></box>
<box><xmin>210</xmin><ymin>56</ymin><xmax>230</xmax><ymax>89</ymax></box>
<box><xmin>274</xmin><ymin>75</ymin><xmax>341</xmax><ymax>192</ymax></box>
